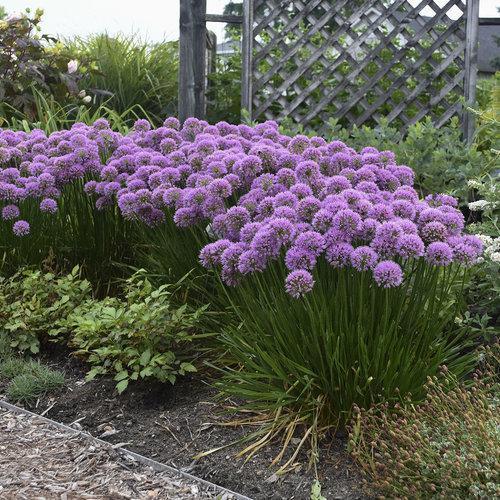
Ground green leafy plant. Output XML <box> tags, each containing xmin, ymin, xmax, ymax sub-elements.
<box><xmin>2</xmin><ymin>87</ymin><xmax>149</xmax><ymax>133</ymax></box>
<box><xmin>0</xmin><ymin>266</ymin><xmax>91</xmax><ymax>353</ymax></box>
<box><xmin>349</xmin><ymin>344</ymin><xmax>500</xmax><ymax>499</ymax></box>
<box><xmin>65</xmin><ymin>270</ymin><xmax>207</xmax><ymax>393</ymax></box>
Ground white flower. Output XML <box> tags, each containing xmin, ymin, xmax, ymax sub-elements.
<box><xmin>6</xmin><ymin>13</ymin><xmax>22</xmax><ymax>22</ymax></box>
<box><xmin>78</xmin><ymin>90</ymin><xmax>86</xmax><ymax>98</ymax></box>
<box><xmin>67</xmin><ymin>60</ymin><xmax>78</xmax><ymax>74</ymax></box>
<box><xmin>490</xmin><ymin>252</ymin><xmax>500</xmax><ymax>263</ymax></box>
<box><xmin>82</xmin><ymin>95</ymin><xmax>91</xmax><ymax>104</ymax></box>
<box><xmin>468</xmin><ymin>200</ymin><xmax>490</xmax><ymax>212</ymax></box>
<box><xmin>467</xmin><ymin>179</ymin><xmax>482</xmax><ymax>189</ymax></box>
<box><xmin>476</xmin><ymin>234</ymin><xmax>493</xmax><ymax>248</ymax></box>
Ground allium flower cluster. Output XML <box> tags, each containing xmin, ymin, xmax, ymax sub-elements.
<box><xmin>0</xmin><ymin>122</ymin><xmax>102</xmax><ymax>235</ymax></box>
<box><xmin>1</xmin><ymin>117</ymin><xmax>483</xmax><ymax>296</ymax></box>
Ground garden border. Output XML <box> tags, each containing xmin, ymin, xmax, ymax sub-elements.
<box><xmin>0</xmin><ymin>399</ymin><xmax>252</xmax><ymax>500</ymax></box>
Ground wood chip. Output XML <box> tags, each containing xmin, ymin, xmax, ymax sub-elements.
<box><xmin>0</xmin><ymin>407</ymin><xmax>217</xmax><ymax>499</ymax></box>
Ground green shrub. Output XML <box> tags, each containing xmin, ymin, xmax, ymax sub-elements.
<box><xmin>349</xmin><ymin>345</ymin><xmax>500</xmax><ymax>499</ymax></box>
<box><xmin>0</xmin><ymin>267</ymin><xmax>91</xmax><ymax>353</ymax></box>
<box><xmin>0</xmin><ymin>331</ymin><xmax>12</xmax><ymax>361</ymax></box>
<box><xmin>64</xmin><ymin>270</ymin><xmax>207</xmax><ymax>393</ymax></box>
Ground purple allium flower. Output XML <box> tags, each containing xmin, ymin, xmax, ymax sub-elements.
<box><xmin>420</xmin><ymin>221</ymin><xmax>448</xmax><ymax>243</ymax></box>
<box><xmin>395</xmin><ymin>233</ymin><xmax>424</xmax><ymax>259</ymax></box>
<box><xmin>452</xmin><ymin>243</ymin><xmax>481</xmax><ymax>267</ymax></box>
<box><xmin>294</xmin><ymin>231</ymin><xmax>325</xmax><ymax>256</ymax></box>
<box><xmin>351</xmin><ymin>246</ymin><xmax>378</xmax><ymax>271</ymax></box>
<box><xmin>39</xmin><ymin>198</ymin><xmax>58</xmax><ymax>214</ymax></box>
<box><xmin>332</xmin><ymin>209</ymin><xmax>362</xmax><ymax>237</ymax></box>
<box><xmin>133</xmin><ymin>119</ymin><xmax>151</xmax><ymax>133</ymax></box>
<box><xmin>268</xmin><ymin>217</ymin><xmax>295</xmax><ymax>244</ymax></box>
<box><xmin>312</xmin><ymin>209</ymin><xmax>335</xmax><ymax>232</ymax></box>
<box><xmin>440</xmin><ymin>210</ymin><xmax>464</xmax><ymax>235</ymax></box>
<box><xmin>251</xmin><ymin>227</ymin><xmax>281</xmax><ymax>258</ymax></box>
<box><xmin>13</xmin><ymin>219</ymin><xmax>30</xmax><ymax>237</ymax></box>
<box><xmin>288</xmin><ymin>135</ymin><xmax>310</xmax><ymax>154</ymax></box>
<box><xmin>373</xmin><ymin>260</ymin><xmax>403</xmax><ymax>288</ymax></box>
<box><xmin>285</xmin><ymin>246</ymin><xmax>317</xmax><ymax>270</ymax></box>
<box><xmin>2</xmin><ymin>204</ymin><xmax>20</xmax><ymax>220</ymax></box>
<box><xmin>285</xmin><ymin>269</ymin><xmax>315</xmax><ymax>298</ymax></box>
<box><xmin>290</xmin><ymin>182</ymin><xmax>313</xmax><ymax>199</ymax></box>
<box><xmin>371</xmin><ymin>221</ymin><xmax>403</xmax><ymax>255</ymax></box>
<box><xmin>425</xmin><ymin>242</ymin><xmax>453</xmax><ymax>266</ymax></box>
<box><xmin>295</xmin><ymin>160</ymin><xmax>320</xmax><ymax>183</ymax></box>
<box><xmin>391</xmin><ymin>199</ymin><xmax>416</xmax><ymax>220</ymax></box>
<box><xmin>325</xmin><ymin>242</ymin><xmax>354</xmax><ymax>268</ymax></box>
<box><xmin>325</xmin><ymin>175</ymin><xmax>352</xmax><ymax>194</ymax></box>
<box><xmin>238</xmin><ymin>249</ymin><xmax>267</xmax><ymax>274</ymax></box>
<box><xmin>369</xmin><ymin>203</ymin><xmax>394</xmax><ymax>222</ymax></box>
<box><xmin>199</xmin><ymin>239</ymin><xmax>232</xmax><ymax>268</ymax></box>
<box><xmin>297</xmin><ymin>196</ymin><xmax>322</xmax><ymax>222</ymax></box>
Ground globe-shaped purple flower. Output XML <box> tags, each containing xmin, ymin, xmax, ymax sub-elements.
<box><xmin>12</xmin><ymin>220</ymin><xmax>30</xmax><ymax>237</ymax></box>
<box><xmin>373</xmin><ymin>260</ymin><xmax>403</xmax><ymax>288</ymax></box>
<box><xmin>2</xmin><ymin>204</ymin><xmax>20</xmax><ymax>221</ymax></box>
<box><xmin>285</xmin><ymin>269</ymin><xmax>315</xmax><ymax>298</ymax></box>
<box><xmin>38</xmin><ymin>198</ymin><xmax>58</xmax><ymax>214</ymax></box>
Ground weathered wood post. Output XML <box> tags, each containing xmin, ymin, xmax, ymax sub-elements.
<box><xmin>463</xmin><ymin>0</ymin><xmax>480</xmax><ymax>144</ymax></box>
<box><xmin>179</xmin><ymin>0</ymin><xmax>207</xmax><ymax>122</ymax></box>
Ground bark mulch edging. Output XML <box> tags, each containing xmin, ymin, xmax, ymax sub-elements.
<box><xmin>0</xmin><ymin>401</ymin><xmax>250</xmax><ymax>500</ymax></box>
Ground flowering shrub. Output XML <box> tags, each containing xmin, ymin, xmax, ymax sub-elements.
<box><xmin>0</xmin><ymin>116</ymin><xmax>485</xmax><ymax>424</ymax></box>
<box><xmin>0</xmin><ymin>9</ymin><xmax>84</xmax><ymax>122</ymax></box>
<box><xmin>349</xmin><ymin>344</ymin><xmax>500</xmax><ymax>499</ymax></box>
<box><xmin>465</xmin><ymin>175</ymin><xmax>500</xmax><ymax>329</ymax></box>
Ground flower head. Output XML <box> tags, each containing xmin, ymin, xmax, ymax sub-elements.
<box><xmin>285</xmin><ymin>269</ymin><xmax>315</xmax><ymax>298</ymax></box>
<box><xmin>373</xmin><ymin>260</ymin><xmax>403</xmax><ymax>288</ymax></box>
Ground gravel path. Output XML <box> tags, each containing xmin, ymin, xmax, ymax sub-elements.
<box><xmin>0</xmin><ymin>407</ymin><xmax>218</xmax><ymax>499</ymax></box>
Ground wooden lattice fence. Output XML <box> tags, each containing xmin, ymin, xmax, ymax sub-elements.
<box><xmin>179</xmin><ymin>0</ymin><xmax>479</xmax><ymax>139</ymax></box>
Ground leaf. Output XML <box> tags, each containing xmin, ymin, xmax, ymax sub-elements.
<box><xmin>116</xmin><ymin>379</ymin><xmax>129</xmax><ymax>394</ymax></box>
<box><xmin>114</xmin><ymin>370</ymin><xmax>129</xmax><ymax>381</ymax></box>
<box><xmin>139</xmin><ymin>349</ymin><xmax>151</xmax><ymax>366</ymax></box>
<box><xmin>140</xmin><ymin>366</ymin><xmax>154</xmax><ymax>378</ymax></box>
<box><xmin>180</xmin><ymin>362</ymin><xmax>197</xmax><ymax>373</ymax></box>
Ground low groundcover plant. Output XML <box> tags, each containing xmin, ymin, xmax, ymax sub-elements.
<box><xmin>349</xmin><ymin>344</ymin><xmax>500</xmax><ymax>498</ymax></box>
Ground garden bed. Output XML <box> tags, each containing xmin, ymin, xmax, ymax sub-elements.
<box><xmin>2</xmin><ymin>345</ymin><xmax>367</xmax><ymax>500</ymax></box>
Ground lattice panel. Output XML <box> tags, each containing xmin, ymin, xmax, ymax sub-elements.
<box><xmin>247</xmin><ymin>0</ymin><xmax>472</xmax><ymax>132</ymax></box>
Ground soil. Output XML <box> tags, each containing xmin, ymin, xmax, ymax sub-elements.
<box><xmin>4</xmin><ymin>344</ymin><xmax>369</xmax><ymax>500</ymax></box>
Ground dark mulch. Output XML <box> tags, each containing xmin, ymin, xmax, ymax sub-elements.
<box><xmin>4</xmin><ymin>344</ymin><xmax>369</xmax><ymax>500</ymax></box>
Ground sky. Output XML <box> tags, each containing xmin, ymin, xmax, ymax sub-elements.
<box><xmin>2</xmin><ymin>0</ymin><xmax>499</xmax><ymax>43</ymax></box>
